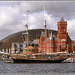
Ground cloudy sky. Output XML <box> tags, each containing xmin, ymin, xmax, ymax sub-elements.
<box><xmin>0</xmin><ymin>1</ymin><xmax>75</xmax><ymax>40</ymax></box>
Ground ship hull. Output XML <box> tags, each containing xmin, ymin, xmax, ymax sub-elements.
<box><xmin>12</xmin><ymin>58</ymin><xmax>66</xmax><ymax>63</ymax></box>
<box><xmin>10</xmin><ymin>53</ymin><xmax>67</xmax><ymax>63</ymax></box>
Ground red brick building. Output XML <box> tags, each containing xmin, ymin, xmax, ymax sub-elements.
<box><xmin>38</xmin><ymin>17</ymin><xmax>74</xmax><ymax>54</ymax></box>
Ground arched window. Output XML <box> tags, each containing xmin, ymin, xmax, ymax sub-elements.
<box><xmin>62</xmin><ymin>27</ymin><xmax>64</xmax><ymax>31</ymax></box>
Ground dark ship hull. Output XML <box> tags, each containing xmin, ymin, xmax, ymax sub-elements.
<box><xmin>12</xmin><ymin>58</ymin><xmax>66</xmax><ymax>63</ymax></box>
<box><xmin>11</xmin><ymin>54</ymin><xmax>67</xmax><ymax>63</ymax></box>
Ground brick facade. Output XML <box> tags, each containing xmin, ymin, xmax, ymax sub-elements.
<box><xmin>38</xmin><ymin>17</ymin><xmax>74</xmax><ymax>53</ymax></box>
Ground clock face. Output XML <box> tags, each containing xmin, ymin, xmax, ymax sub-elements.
<box><xmin>62</xmin><ymin>28</ymin><xmax>64</xmax><ymax>31</ymax></box>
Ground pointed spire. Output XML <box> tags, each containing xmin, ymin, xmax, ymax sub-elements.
<box><xmin>41</xmin><ymin>31</ymin><xmax>45</xmax><ymax>37</ymax></box>
<box><xmin>60</xmin><ymin>16</ymin><xmax>65</xmax><ymax>22</ymax></box>
<box><xmin>42</xmin><ymin>31</ymin><xmax>44</xmax><ymax>34</ymax></box>
<box><xmin>49</xmin><ymin>33</ymin><xmax>50</xmax><ymax>38</ymax></box>
<box><xmin>50</xmin><ymin>31</ymin><xmax>53</xmax><ymax>40</ymax></box>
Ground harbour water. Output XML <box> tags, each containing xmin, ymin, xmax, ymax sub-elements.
<box><xmin>0</xmin><ymin>61</ymin><xmax>75</xmax><ymax>75</ymax></box>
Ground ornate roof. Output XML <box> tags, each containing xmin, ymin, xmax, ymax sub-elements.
<box><xmin>60</xmin><ymin>16</ymin><xmax>65</xmax><ymax>22</ymax></box>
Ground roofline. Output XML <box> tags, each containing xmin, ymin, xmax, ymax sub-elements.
<box><xmin>0</xmin><ymin>29</ymin><xmax>57</xmax><ymax>42</ymax></box>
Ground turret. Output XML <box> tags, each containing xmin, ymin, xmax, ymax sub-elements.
<box><xmin>41</xmin><ymin>31</ymin><xmax>45</xmax><ymax>37</ymax></box>
<box><xmin>50</xmin><ymin>31</ymin><xmax>53</xmax><ymax>40</ymax></box>
<box><xmin>49</xmin><ymin>31</ymin><xmax>54</xmax><ymax>53</ymax></box>
<box><xmin>57</xmin><ymin>16</ymin><xmax>67</xmax><ymax>52</ymax></box>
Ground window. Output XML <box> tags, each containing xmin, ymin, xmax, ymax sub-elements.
<box><xmin>61</xmin><ymin>43</ymin><xmax>66</xmax><ymax>47</ymax></box>
<box><xmin>62</xmin><ymin>50</ymin><xmax>65</xmax><ymax>51</ymax></box>
<box><xmin>62</xmin><ymin>27</ymin><xmax>64</xmax><ymax>31</ymax></box>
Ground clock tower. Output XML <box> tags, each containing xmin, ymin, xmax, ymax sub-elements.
<box><xmin>57</xmin><ymin>16</ymin><xmax>67</xmax><ymax>52</ymax></box>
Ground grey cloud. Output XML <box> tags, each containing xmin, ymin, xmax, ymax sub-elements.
<box><xmin>0</xmin><ymin>1</ymin><xmax>75</xmax><ymax>40</ymax></box>
<box><xmin>0</xmin><ymin>1</ymin><xmax>21</xmax><ymax>6</ymax></box>
<box><xmin>19</xmin><ymin>2</ymin><xmax>75</xmax><ymax>19</ymax></box>
<box><xmin>1</xmin><ymin>1</ymin><xmax>75</xmax><ymax>19</ymax></box>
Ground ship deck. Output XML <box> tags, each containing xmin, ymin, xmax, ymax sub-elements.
<box><xmin>9</xmin><ymin>52</ymin><xmax>68</xmax><ymax>63</ymax></box>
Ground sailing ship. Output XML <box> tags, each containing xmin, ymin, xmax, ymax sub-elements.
<box><xmin>10</xmin><ymin>51</ymin><xmax>68</xmax><ymax>63</ymax></box>
<box><xmin>10</xmin><ymin>4</ymin><xmax>68</xmax><ymax>63</ymax></box>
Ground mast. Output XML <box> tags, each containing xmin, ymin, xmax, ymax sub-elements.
<box><xmin>44</xmin><ymin>4</ymin><xmax>47</xmax><ymax>59</ymax></box>
<box><xmin>25</xmin><ymin>11</ymin><xmax>29</xmax><ymax>55</ymax></box>
<box><xmin>27</xmin><ymin>23</ymin><xmax>28</xmax><ymax>55</ymax></box>
<box><xmin>44</xmin><ymin>20</ymin><xmax>47</xmax><ymax>59</ymax></box>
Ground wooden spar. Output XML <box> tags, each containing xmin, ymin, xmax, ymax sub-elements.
<box><xmin>44</xmin><ymin>20</ymin><xmax>47</xmax><ymax>59</ymax></box>
<box><xmin>44</xmin><ymin>4</ymin><xmax>47</xmax><ymax>59</ymax></box>
<box><xmin>26</xmin><ymin>11</ymin><xmax>29</xmax><ymax>55</ymax></box>
<box><xmin>27</xmin><ymin>25</ymin><xmax>28</xmax><ymax>55</ymax></box>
